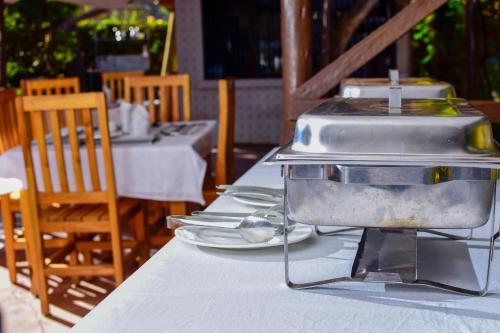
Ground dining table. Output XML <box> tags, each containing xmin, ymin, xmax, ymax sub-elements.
<box><xmin>0</xmin><ymin>120</ymin><xmax>215</xmax><ymax>205</ymax></box>
<box><xmin>69</xmin><ymin>148</ymin><xmax>500</xmax><ymax>333</ymax></box>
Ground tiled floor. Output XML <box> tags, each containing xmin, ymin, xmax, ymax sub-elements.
<box><xmin>0</xmin><ymin>144</ymin><xmax>275</xmax><ymax>332</ymax></box>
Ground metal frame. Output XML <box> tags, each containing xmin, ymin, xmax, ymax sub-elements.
<box><xmin>283</xmin><ymin>166</ymin><xmax>498</xmax><ymax>296</ymax></box>
<box><xmin>315</xmin><ymin>226</ymin><xmax>474</xmax><ymax>241</ymax></box>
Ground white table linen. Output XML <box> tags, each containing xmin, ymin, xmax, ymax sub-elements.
<box><xmin>71</xmin><ymin>150</ymin><xmax>500</xmax><ymax>333</ymax></box>
<box><xmin>0</xmin><ymin>121</ymin><xmax>215</xmax><ymax>204</ymax></box>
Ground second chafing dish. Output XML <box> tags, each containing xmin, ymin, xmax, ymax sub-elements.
<box><xmin>340</xmin><ymin>69</ymin><xmax>457</xmax><ymax>99</ymax></box>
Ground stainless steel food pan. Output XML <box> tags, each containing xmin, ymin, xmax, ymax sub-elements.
<box><xmin>284</xmin><ymin>164</ymin><xmax>496</xmax><ymax>229</ymax></box>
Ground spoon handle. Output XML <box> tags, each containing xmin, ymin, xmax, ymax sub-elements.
<box><xmin>216</xmin><ymin>185</ymin><xmax>284</xmax><ymax>195</ymax></box>
<box><xmin>167</xmin><ymin>216</ymin><xmax>239</xmax><ymax>229</ymax></box>
<box><xmin>191</xmin><ymin>211</ymin><xmax>249</xmax><ymax>218</ymax></box>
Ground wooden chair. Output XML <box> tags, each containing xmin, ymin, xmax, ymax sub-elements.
<box><xmin>0</xmin><ymin>89</ymin><xmax>19</xmax><ymax>154</ymax></box>
<box><xmin>203</xmin><ymin>79</ymin><xmax>236</xmax><ymax>204</ymax></box>
<box><xmin>21</xmin><ymin>77</ymin><xmax>80</xmax><ymax>96</ymax></box>
<box><xmin>16</xmin><ymin>92</ymin><xmax>148</xmax><ymax>315</ymax></box>
<box><xmin>124</xmin><ymin>74</ymin><xmax>191</xmax><ymax>123</ymax></box>
<box><xmin>0</xmin><ymin>89</ymin><xmax>24</xmax><ymax>284</ymax></box>
<box><xmin>1</xmin><ymin>192</ymin><xmax>22</xmax><ymax>284</ymax></box>
<box><xmin>101</xmin><ymin>70</ymin><xmax>144</xmax><ymax>102</ymax></box>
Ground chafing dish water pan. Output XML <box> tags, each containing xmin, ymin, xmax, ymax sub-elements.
<box><xmin>285</xmin><ymin>165</ymin><xmax>495</xmax><ymax>229</ymax></box>
<box><xmin>267</xmin><ymin>93</ymin><xmax>500</xmax><ymax>295</ymax></box>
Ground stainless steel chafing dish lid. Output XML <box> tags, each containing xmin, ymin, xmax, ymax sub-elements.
<box><xmin>291</xmin><ymin>97</ymin><xmax>496</xmax><ymax>157</ymax></box>
<box><xmin>340</xmin><ymin>70</ymin><xmax>456</xmax><ymax>99</ymax></box>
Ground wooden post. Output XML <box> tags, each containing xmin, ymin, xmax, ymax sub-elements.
<box><xmin>280</xmin><ymin>0</ymin><xmax>312</xmax><ymax>142</ymax></box>
<box><xmin>320</xmin><ymin>0</ymin><xmax>331</xmax><ymax>67</ymax></box>
<box><xmin>161</xmin><ymin>11</ymin><xmax>176</xmax><ymax>76</ymax></box>
<box><xmin>465</xmin><ymin>0</ymin><xmax>478</xmax><ymax>99</ymax></box>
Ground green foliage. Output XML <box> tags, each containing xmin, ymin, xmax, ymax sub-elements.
<box><xmin>77</xmin><ymin>11</ymin><xmax>168</xmax><ymax>74</ymax></box>
<box><xmin>4</xmin><ymin>0</ymin><xmax>81</xmax><ymax>87</ymax></box>
<box><xmin>4</xmin><ymin>0</ymin><xmax>169</xmax><ymax>87</ymax></box>
<box><xmin>411</xmin><ymin>0</ymin><xmax>500</xmax><ymax>100</ymax></box>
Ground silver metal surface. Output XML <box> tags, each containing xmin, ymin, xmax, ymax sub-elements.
<box><xmin>267</xmin><ymin>142</ymin><xmax>500</xmax><ymax>167</ymax></box>
<box><xmin>289</xmin><ymin>164</ymin><xmax>496</xmax><ymax>184</ymax></box>
<box><xmin>340</xmin><ymin>76</ymin><xmax>456</xmax><ymax>99</ymax></box>
<box><xmin>283</xmin><ymin>181</ymin><xmax>498</xmax><ymax>296</ymax></box>
<box><xmin>284</xmin><ymin>163</ymin><xmax>496</xmax><ymax>229</ymax></box>
<box><xmin>389</xmin><ymin>69</ymin><xmax>399</xmax><ymax>85</ymax></box>
<box><xmin>291</xmin><ymin>98</ymin><xmax>495</xmax><ymax>157</ymax></box>
<box><xmin>351</xmin><ymin>229</ymin><xmax>417</xmax><ymax>283</ymax></box>
<box><xmin>388</xmin><ymin>86</ymin><xmax>402</xmax><ymax>112</ymax></box>
<box><xmin>286</xmin><ymin>177</ymin><xmax>494</xmax><ymax>228</ymax></box>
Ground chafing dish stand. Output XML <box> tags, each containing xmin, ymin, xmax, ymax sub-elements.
<box><xmin>283</xmin><ymin>166</ymin><xmax>500</xmax><ymax>296</ymax></box>
<box><xmin>283</xmin><ymin>172</ymin><xmax>498</xmax><ymax>296</ymax></box>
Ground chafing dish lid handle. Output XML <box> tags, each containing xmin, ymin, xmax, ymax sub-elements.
<box><xmin>389</xmin><ymin>85</ymin><xmax>402</xmax><ymax>114</ymax></box>
<box><xmin>389</xmin><ymin>69</ymin><xmax>400</xmax><ymax>85</ymax></box>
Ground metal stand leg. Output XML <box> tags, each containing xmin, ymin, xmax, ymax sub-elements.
<box><xmin>314</xmin><ymin>226</ymin><xmax>361</xmax><ymax>236</ymax></box>
<box><xmin>315</xmin><ymin>226</ymin><xmax>473</xmax><ymax>240</ymax></box>
<box><xmin>419</xmin><ymin>228</ymin><xmax>473</xmax><ymax>241</ymax></box>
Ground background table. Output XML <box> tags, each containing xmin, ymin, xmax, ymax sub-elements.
<box><xmin>0</xmin><ymin>121</ymin><xmax>215</xmax><ymax>204</ymax></box>
<box><xmin>71</xmin><ymin>150</ymin><xmax>500</xmax><ymax>333</ymax></box>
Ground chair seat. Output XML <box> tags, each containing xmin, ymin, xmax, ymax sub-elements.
<box><xmin>40</xmin><ymin>198</ymin><xmax>141</xmax><ymax>223</ymax></box>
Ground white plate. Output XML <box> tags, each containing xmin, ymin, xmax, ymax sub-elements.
<box><xmin>94</xmin><ymin>130</ymin><xmax>122</xmax><ymax>140</ymax></box>
<box><xmin>231</xmin><ymin>195</ymin><xmax>279</xmax><ymax>208</ymax></box>
<box><xmin>175</xmin><ymin>224</ymin><xmax>313</xmax><ymax>249</ymax></box>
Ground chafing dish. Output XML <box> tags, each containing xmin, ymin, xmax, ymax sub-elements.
<box><xmin>340</xmin><ymin>69</ymin><xmax>456</xmax><ymax>99</ymax></box>
<box><xmin>267</xmin><ymin>90</ymin><xmax>500</xmax><ymax>295</ymax></box>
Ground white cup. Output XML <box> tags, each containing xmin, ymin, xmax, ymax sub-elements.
<box><xmin>108</xmin><ymin>121</ymin><xmax>119</xmax><ymax>134</ymax></box>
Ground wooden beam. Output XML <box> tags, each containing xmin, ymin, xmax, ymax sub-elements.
<box><xmin>280</xmin><ymin>0</ymin><xmax>312</xmax><ymax>142</ymax></box>
<box><xmin>292</xmin><ymin>0</ymin><xmax>447</xmax><ymax>99</ymax></box>
<box><xmin>470</xmin><ymin>101</ymin><xmax>500</xmax><ymax>123</ymax></box>
<box><xmin>331</xmin><ymin>0</ymin><xmax>380</xmax><ymax>59</ymax></box>
<box><xmin>289</xmin><ymin>98</ymin><xmax>329</xmax><ymax>121</ymax></box>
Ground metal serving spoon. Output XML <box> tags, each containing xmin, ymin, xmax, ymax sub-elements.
<box><xmin>167</xmin><ymin>207</ymin><xmax>291</xmax><ymax>243</ymax></box>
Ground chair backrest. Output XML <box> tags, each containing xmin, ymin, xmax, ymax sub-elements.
<box><xmin>22</xmin><ymin>77</ymin><xmax>80</xmax><ymax>96</ymax></box>
<box><xmin>124</xmin><ymin>74</ymin><xmax>191</xmax><ymax>123</ymax></box>
<box><xmin>0</xmin><ymin>89</ymin><xmax>19</xmax><ymax>154</ymax></box>
<box><xmin>215</xmin><ymin>79</ymin><xmax>235</xmax><ymax>185</ymax></box>
<box><xmin>16</xmin><ymin>93</ymin><xmax>117</xmax><ymax>206</ymax></box>
<box><xmin>101</xmin><ymin>70</ymin><xmax>144</xmax><ymax>102</ymax></box>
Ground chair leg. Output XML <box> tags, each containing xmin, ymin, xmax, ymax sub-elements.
<box><xmin>136</xmin><ymin>203</ymin><xmax>149</xmax><ymax>265</ymax></box>
<box><xmin>109</xmin><ymin>204</ymin><xmax>125</xmax><ymax>284</ymax></box>
<box><xmin>67</xmin><ymin>233</ymin><xmax>79</xmax><ymax>284</ymax></box>
<box><xmin>1</xmin><ymin>195</ymin><xmax>17</xmax><ymax>284</ymax></box>
<box><xmin>20</xmin><ymin>190</ymin><xmax>50</xmax><ymax>315</ymax></box>
<box><xmin>169</xmin><ymin>202</ymin><xmax>187</xmax><ymax>215</ymax></box>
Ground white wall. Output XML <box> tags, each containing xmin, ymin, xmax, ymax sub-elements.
<box><xmin>175</xmin><ymin>0</ymin><xmax>283</xmax><ymax>143</ymax></box>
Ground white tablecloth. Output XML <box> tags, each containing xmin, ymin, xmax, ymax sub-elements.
<box><xmin>71</xmin><ymin>150</ymin><xmax>500</xmax><ymax>333</ymax></box>
<box><xmin>0</xmin><ymin>121</ymin><xmax>215</xmax><ymax>204</ymax></box>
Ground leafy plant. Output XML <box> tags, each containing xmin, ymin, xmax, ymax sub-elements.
<box><xmin>4</xmin><ymin>0</ymin><xmax>169</xmax><ymax>87</ymax></box>
<box><xmin>4</xmin><ymin>0</ymin><xmax>81</xmax><ymax>87</ymax></box>
<box><xmin>411</xmin><ymin>0</ymin><xmax>499</xmax><ymax>100</ymax></box>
